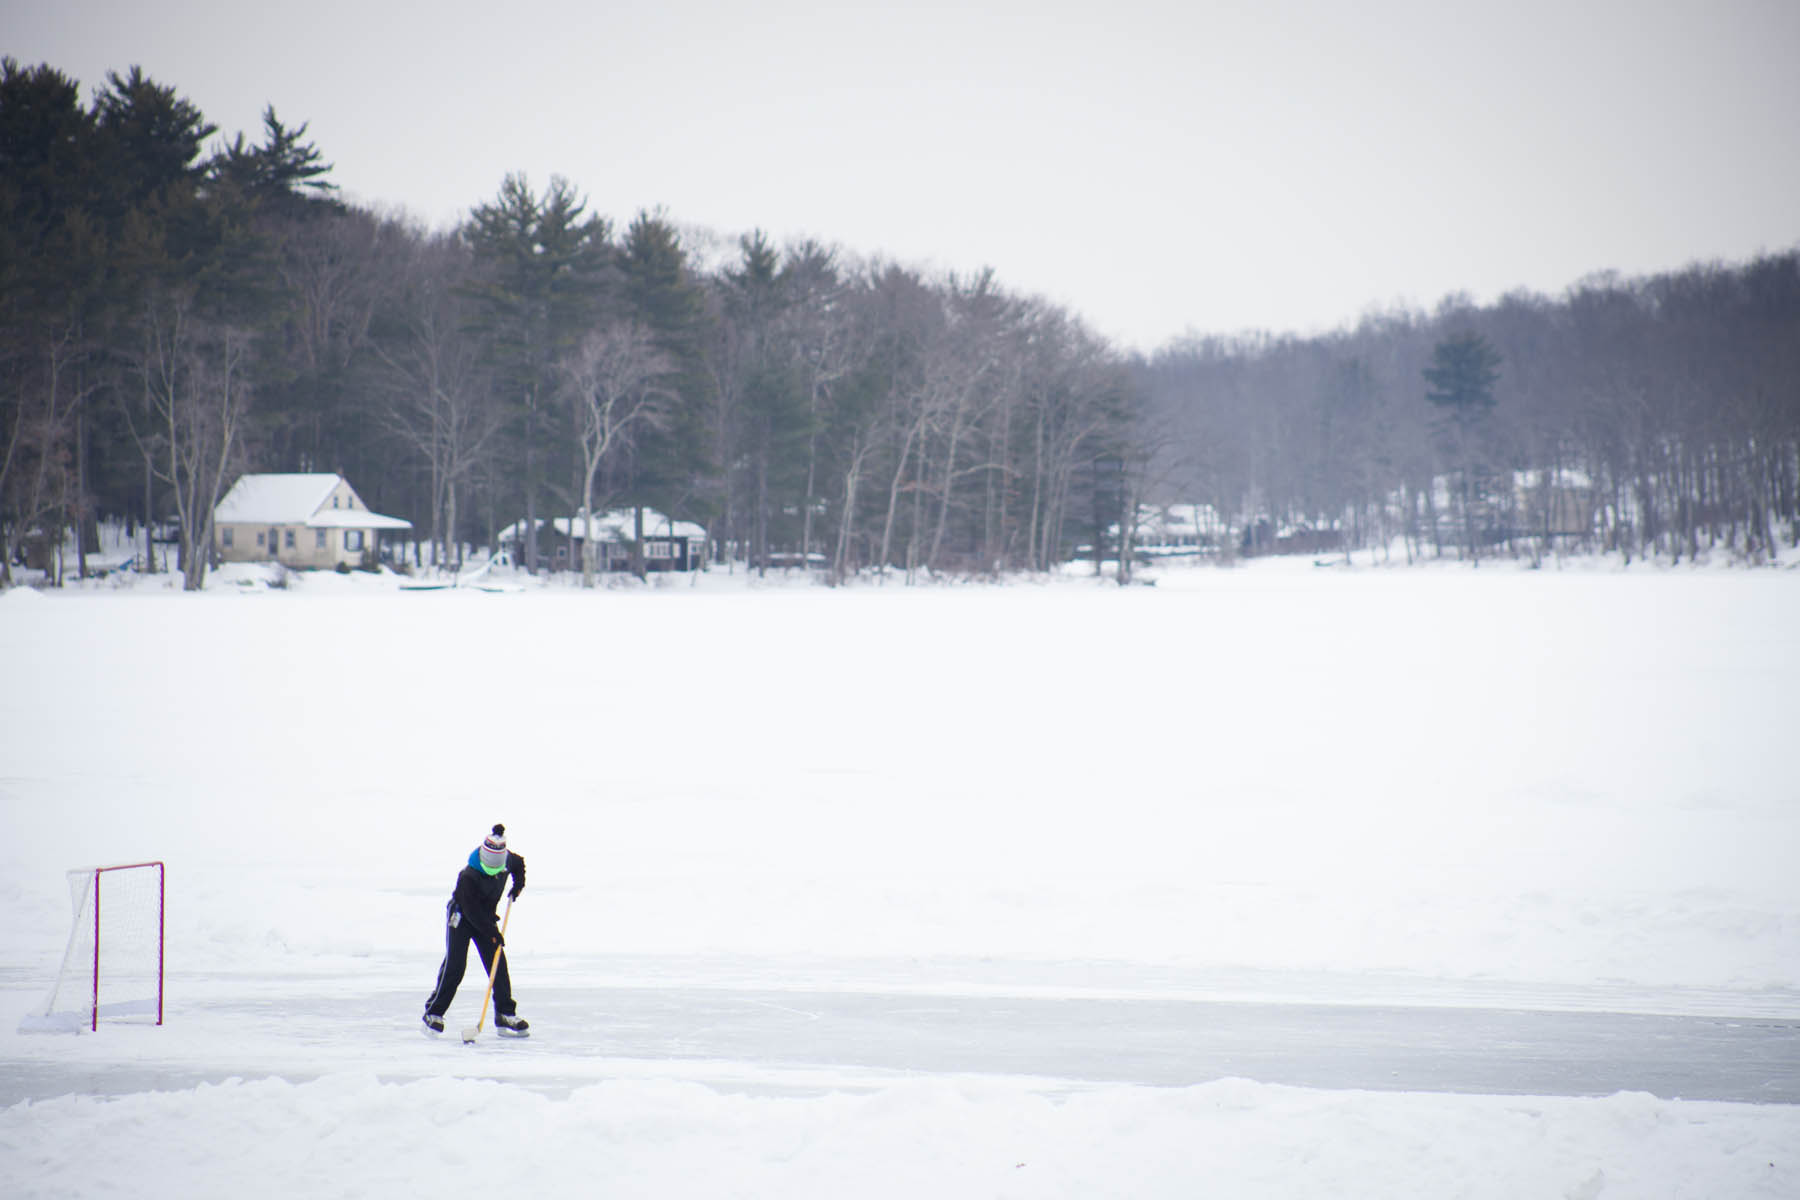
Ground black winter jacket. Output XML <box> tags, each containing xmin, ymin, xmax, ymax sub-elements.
<box><xmin>448</xmin><ymin>851</ymin><xmax>525</xmax><ymax>943</ymax></box>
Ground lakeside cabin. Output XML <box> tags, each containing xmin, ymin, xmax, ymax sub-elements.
<box><xmin>497</xmin><ymin>508</ymin><xmax>707</xmax><ymax>573</ymax></box>
<box><xmin>214</xmin><ymin>474</ymin><xmax>412</xmax><ymax>570</ymax></box>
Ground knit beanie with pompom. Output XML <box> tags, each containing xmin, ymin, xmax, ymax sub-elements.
<box><xmin>478</xmin><ymin>824</ymin><xmax>507</xmax><ymax>874</ymax></box>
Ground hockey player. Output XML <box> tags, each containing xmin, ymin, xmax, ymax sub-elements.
<box><xmin>423</xmin><ymin>823</ymin><xmax>529</xmax><ymax>1036</ymax></box>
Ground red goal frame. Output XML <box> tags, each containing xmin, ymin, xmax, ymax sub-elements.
<box><xmin>81</xmin><ymin>860</ymin><xmax>165</xmax><ymax>1031</ymax></box>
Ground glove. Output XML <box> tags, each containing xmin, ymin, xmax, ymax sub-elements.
<box><xmin>492</xmin><ymin>932</ymin><xmax>505</xmax><ymax>949</ymax></box>
<box><xmin>509</xmin><ymin>882</ymin><xmax>524</xmax><ymax>901</ymax></box>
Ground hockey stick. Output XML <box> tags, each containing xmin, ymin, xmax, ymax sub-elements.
<box><xmin>461</xmin><ymin>893</ymin><xmax>514</xmax><ymax>1044</ymax></box>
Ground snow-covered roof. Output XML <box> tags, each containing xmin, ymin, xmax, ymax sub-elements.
<box><xmin>1514</xmin><ymin>468</ymin><xmax>1595</xmax><ymax>491</ymax></box>
<box><xmin>497</xmin><ymin>508</ymin><xmax>706</xmax><ymax>542</ymax></box>
<box><xmin>215</xmin><ymin>474</ymin><xmax>339</xmax><ymax>523</ymax></box>
<box><xmin>304</xmin><ymin>509</ymin><xmax>414</xmax><ymax>531</ymax></box>
<box><xmin>1109</xmin><ymin>502</ymin><xmax>1227</xmax><ymax>541</ymax></box>
<box><xmin>214</xmin><ymin>474</ymin><xmax>411</xmax><ymax>530</ymax></box>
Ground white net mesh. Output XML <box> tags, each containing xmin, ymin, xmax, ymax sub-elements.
<box><xmin>24</xmin><ymin>862</ymin><xmax>164</xmax><ymax>1032</ymax></box>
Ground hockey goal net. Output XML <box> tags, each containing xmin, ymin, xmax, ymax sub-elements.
<box><xmin>21</xmin><ymin>861</ymin><xmax>165</xmax><ymax>1033</ymax></box>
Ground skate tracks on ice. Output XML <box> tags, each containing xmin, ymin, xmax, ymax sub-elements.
<box><xmin>3</xmin><ymin>956</ymin><xmax>1796</xmax><ymax>1105</ymax></box>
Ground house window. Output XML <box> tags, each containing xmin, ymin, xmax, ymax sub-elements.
<box><xmin>315</xmin><ymin>529</ymin><xmax>327</xmax><ymax>549</ymax></box>
<box><xmin>284</xmin><ymin>529</ymin><xmax>296</xmax><ymax>549</ymax></box>
<box><xmin>222</xmin><ymin>528</ymin><xmax>234</xmax><ymax>548</ymax></box>
<box><xmin>256</xmin><ymin>531</ymin><xmax>265</xmax><ymax>547</ymax></box>
<box><xmin>345</xmin><ymin>530</ymin><xmax>365</xmax><ymax>552</ymax></box>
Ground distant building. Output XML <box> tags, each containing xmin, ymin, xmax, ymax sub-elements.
<box><xmin>497</xmin><ymin>508</ymin><xmax>707</xmax><ymax>572</ymax></box>
<box><xmin>1111</xmin><ymin>503</ymin><xmax>1228</xmax><ymax>558</ymax></box>
<box><xmin>214</xmin><ymin>474</ymin><xmax>412</xmax><ymax>569</ymax></box>
<box><xmin>1513</xmin><ymin>468</ymin><xmax>1597</xmax><ymax>539</ymax></box>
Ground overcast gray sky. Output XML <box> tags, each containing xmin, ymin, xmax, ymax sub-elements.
<box><xmin>10</xmin><ymin>0</ymin><xmax>1798</xmax><ymax>349</ymax></box>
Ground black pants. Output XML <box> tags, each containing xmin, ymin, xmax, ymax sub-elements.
<box><xmin>425</xmin><ymin>916</ymin><xmax>513</xmax><ymax>1018</ymax></box>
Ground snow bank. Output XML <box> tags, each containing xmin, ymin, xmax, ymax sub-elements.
<box><xmin>5</xmin><ymin>1074</ymin><xmax>1794</xmax><ymax>1200</ymax></box>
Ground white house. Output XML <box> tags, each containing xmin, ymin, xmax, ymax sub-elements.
<box><xmin>214</xmin><ymin>474</ymin><xmax>412</xmax><ymax>569</ymax></box>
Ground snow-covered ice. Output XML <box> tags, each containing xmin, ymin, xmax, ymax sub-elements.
<box><xmin>2</xmin><ymin>556</ymin><xmax>1796</xmax><ymax>1197</ymax></box>
<box><xmin>5</xmin><ymin>1072</ymin><xmax>1794</xmax><ymax>1200</ymax></box>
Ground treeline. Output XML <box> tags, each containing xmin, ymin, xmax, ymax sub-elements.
<box><xmin>5</xmin><ymin>60</ymin><xmax>1797</xmax><ymax>593</ymax></box>
<box><xmin>1140</xmin><ymin>256</ymin><xmax>1800</xmax><ymax>567</ymax></box>
<box><xmin>0</xmin><ymin>60</ymin><xmax>1134</xmax><ymax>589</ymax></box>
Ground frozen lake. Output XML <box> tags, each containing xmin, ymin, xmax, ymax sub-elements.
<box><xmin>3</xmin><ymin>560</ymin><xmax>1797</xmax><ymax>1198</ymax></box>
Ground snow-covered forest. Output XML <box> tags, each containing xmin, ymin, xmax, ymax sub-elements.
<box><xmin>4</xmin><ymin>58</ymin><xmax>1798</xmax><ymax>594</ymax></box>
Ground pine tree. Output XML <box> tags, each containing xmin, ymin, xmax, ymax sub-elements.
<box><xmin>719</xmin><ymin>230</ymin><xmax>815</xmax><ymax>571</ymax></box>
<box><xmin>1424</xmin><ymin>330</ymin><xmax>1504</xmax><ymax>561</ymax></box>
<box><xmin>1424</xmin><ymin>331</ymin><xmax>1502</xmax><ymax>417</ymax></box>
<box><xmin>210</xmin><ymin>106</ymin><xmax>338</xmax><ymax>219</ymax></box>
<box><xmin>618</xmin><ymin>210</ymin><xmax>713</xmax><ymax>574</ymax></box>
<box><xmin>91</xmin><ymin>66</ymin><xmax>216</xmax><ymax>228</ymax></box>
<box><xmin>464</xmin><ymin>174</ymin><xmax>611</xmax><ymax>570</ymax></box>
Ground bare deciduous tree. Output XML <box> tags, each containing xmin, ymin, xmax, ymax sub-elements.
<box><xmin>372</xmin><ymin>232</ymin><xmax>501</xmax><ymax>572</ymax></box>
<box><xmin>134</xmin><ymin>288</ymin><xmax>251</xmax><ymax>591</ymax></box>
<box><xmin>559</xmin><ymin>320</ymin><xmax>673</xmax><ymax>587</ymax></box>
